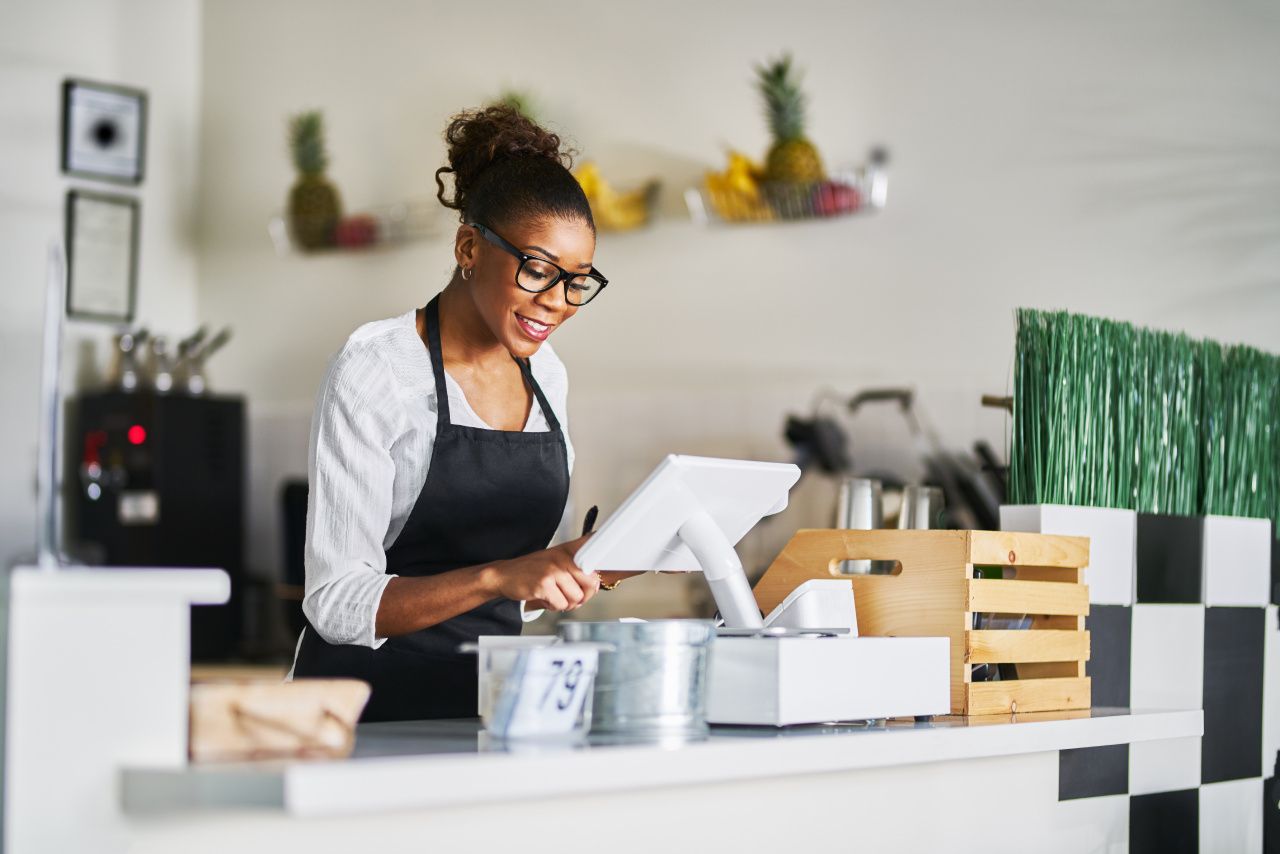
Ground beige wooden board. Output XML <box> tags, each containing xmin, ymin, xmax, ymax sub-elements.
<box><xmin>1015</xmin><ymin>662</ymin><xmax>1088</xmax><ymax>679</ymax></box>
<box><xmin>968</xmin><ymin>530</ymin><xmax>1089</xmax><ymax>569</ymax></box>
<box><xmin>1012</xmin><ymin>566</ymin><xmax>1086</xmax><ymax>583</ymax></box>
<box><xmin>966</xmin><ymin>630</ymin><xmax>1090</xmax><ymax>664</ymax></box>
<box><xmin>966</xmin><ymin>676</ymin><xmax>1091</xmax><ymax>715</ymax></box>
<box><xmin>967</xmin><ymin>579</ymin><xmax>1089</xmax><ymax>616</ymax></box>
<box><xmin>1031</xmin><ymin>615</ymin><xmax>1085</xmax><ymax>630</ymax></box>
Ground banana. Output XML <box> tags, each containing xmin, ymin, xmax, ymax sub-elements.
<box><xmin>705</xmin><ymin>151</ymin><xmax>772</xmax><ymax>221</ymax></box>
<box><xmin>574</xmin><ymin>162</ymin><xmax>656</xmax><ymax>231</ymax></box>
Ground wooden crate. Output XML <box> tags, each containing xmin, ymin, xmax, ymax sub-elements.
<box><xmin>754</xmin><ymin>529</ymin><xmax>1091</xmax><ymax>716</ymax></box>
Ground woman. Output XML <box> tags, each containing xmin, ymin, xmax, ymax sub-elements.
<box><xmin>292</xmin><ymin>106</ymin><xmax>621</xmax><ymax>722</ymax></box>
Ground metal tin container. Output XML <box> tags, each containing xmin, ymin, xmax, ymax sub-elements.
<box><xmin>835</xmin><ymin>477</ymin><xmax>883</xmax><ymax>574</ymax></box>
<box><xmin>557</xmin><ymin>620</ymin><xmax>715</xmax><ymax>736</ymax></box>
<box><xmin>898</xmin><ymin>484</ymin><xmax>945</xmax><ymax>530</ymax></box>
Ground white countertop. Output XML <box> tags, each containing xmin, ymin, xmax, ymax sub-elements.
<box><xmin>122</xmin><ymin>707</ymin><xmax>1200</xmax><ymax>818</ymax></box>
<box><xmin>8</xmin><ymin>566</ymin><xmax>229</xmax><ymax>604</ymax></box>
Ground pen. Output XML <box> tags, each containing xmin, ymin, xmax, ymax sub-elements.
<box><xmin>581</xmin><ymin>505</ymin><xmax>599</xmax><ymax>537</ymax></box>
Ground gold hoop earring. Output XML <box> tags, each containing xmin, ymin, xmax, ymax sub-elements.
<box><xmin>461</xmin><ymin>267</ymin><xmax>473</xmax><ymax>281</ymax></box>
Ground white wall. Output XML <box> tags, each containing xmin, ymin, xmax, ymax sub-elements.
<box><xmin>0</xmin><ymin>0</ymin><xmax>203</xmax><ymax>565</ymax></box>
<box><xmin>194</xmin><ymin>0</ymin><xmax>1280</xmax><ymax>610</ymax></box>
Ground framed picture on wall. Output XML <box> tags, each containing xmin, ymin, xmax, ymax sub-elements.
<box><xmin>61</xmin><ymin>79</ymin><xmax>148</xmax><ymax>185</ymax></box>
<box><xmin>65</xmin><ymin>190</ymin><xmax>140</xmax><ymax>323</ymax></box>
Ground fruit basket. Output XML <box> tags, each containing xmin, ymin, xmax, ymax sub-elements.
<box><xmin>268</xmin><ymin>198</ymin><xmax>440</xmax><ymax>255</ymax></box>
<box><xmin>685</xmin><ymin>159</ymin><xmax>886</xmax><ymax>226</ymax></box>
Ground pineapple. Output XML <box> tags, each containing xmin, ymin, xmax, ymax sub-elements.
<box><xmin>287</xmin><ymin>111</ymin><xmax>342</xmax><ymax>250</ymax></box>
<box><xmin>755</xmin><ymin>54</ymin><xmax>825</xmax><ymax>184</ymax></box>
<box><xmin>493</xmin><ymin>89</ymin><xmax>539</xmax><ymax>123</ymax></box>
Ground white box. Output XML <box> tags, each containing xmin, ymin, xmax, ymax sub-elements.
<box><xmin>1001</xmin><ymin>504</ymin><xmax>1136</xmax><ymax>606</ymax></box>
<box><xmin>1202</xmin><ymin>514</ymin><xmax>1272</xmax><ymax>606</ymax></box>
<box><xmin>1130</xmin><ymin>605</ymin><xmax>1204</xmax><ymax>711</ymax></box>
<box><xmin>1129</xmin><ymin>736</ymin><xmax>1201</xmax><ymax>796</ymax></box>
<box><xmin>1264</xmin><ymin>605</ymin><xmax>1279</xmax><ymax>776</ymax></box>
<box><xmin>706</xmin><ymin>636</ymin><xmax>950</xmax><ymax>726</ymax></box>
<box><xmin>1199</xmin><ymin>778</ymin><xmax>1263</xmax><ymax>854</ymax></box>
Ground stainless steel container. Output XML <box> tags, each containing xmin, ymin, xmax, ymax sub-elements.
<box><xmin>835</xmin><ymin>477</ymin><xmax>882</xmax><ymax>574</ymax></box>
<box><xmin>557</xmin><ymin>620</ymin><xmax>714</xmax><ymax>736</ymax></box>
<box><xmin>898</xmin><ymin>484</ymin><xmax>945</xmax><ymax>530</ymax></box>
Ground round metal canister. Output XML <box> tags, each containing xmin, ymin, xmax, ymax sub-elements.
<box><xmin>835</xmin><ymin>477</ymin><xmax>883</xmax><ymax>574</ymax></box>
<box><xmin>898</xmin><ymin>484</ymin><xmax>945</xmax><ymax>530</ymax></box>
<box><xmin>557</xmin><ymin>620</ymin><xmax>715</xmax><ymax>736</ymax></box>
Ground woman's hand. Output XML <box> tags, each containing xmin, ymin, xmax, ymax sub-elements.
<box><xmin>491</xmin><ymin>535</ymin><xmax>599</xmax><ymax>612</ymax></box>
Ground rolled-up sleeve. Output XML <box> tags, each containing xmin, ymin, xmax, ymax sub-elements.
<box><xmin>303</xmin><ymin>344</ymin><xmax>404</xmax><ymax>648</ymax></box>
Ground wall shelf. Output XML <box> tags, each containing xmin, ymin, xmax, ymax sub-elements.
<box><xmin>686</xmin><ymin>149</ymin><xmax>888</xmax><ymax>227</ymax></box>
<box><xmin>267</xmin><ymin>198</ymin><xmax>441</xmax><ymax>255</ymax></box>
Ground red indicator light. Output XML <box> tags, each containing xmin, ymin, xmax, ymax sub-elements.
<box><xmin>127</xmin><ymin>425</ymin><xmax>147</xmax><ymax>445</ymax></box>
<box><xmin>83</xmin><ymin>430</ymin><xmax>108</xmax><ymax>465</ymax></box>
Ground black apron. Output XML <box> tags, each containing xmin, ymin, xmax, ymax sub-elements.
<box><xmin>293</xmin><ymin>295</ymin><xmax>570</xmax><ymax>721</ymax></box>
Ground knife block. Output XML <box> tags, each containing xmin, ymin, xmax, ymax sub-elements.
<box><xmin>754</xmin><ymin>529</ymin><xmax>1092</xmax><ymax>716</ymax></box>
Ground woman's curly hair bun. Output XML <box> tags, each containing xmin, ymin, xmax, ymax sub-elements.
<box><xmin>435</xmin><ymin>105</ymin><xmax>580</xmax><ymax>217</ymax></box>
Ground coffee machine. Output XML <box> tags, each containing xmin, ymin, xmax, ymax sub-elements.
<box><xmin>71</xmin><ymin>390</ymin><xmax>245</xmax><ymax>661</ymax></box>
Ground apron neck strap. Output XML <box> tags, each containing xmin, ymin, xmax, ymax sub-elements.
<box><xmin>423</xmin><ymin>296</ymin><xmax>452</xmax><ymax>426</ymax></box>
<box><xmin>424</xmin><ymin>295</ymin><xmax>561</xmax><ymax>432</ymax></box>
<box><xmin>515</xmin><ymin>356</ymin><xmax>561</xmax><ymax>432</ymax></box>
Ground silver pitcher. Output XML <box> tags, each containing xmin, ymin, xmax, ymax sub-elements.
<box><xmin>898</xmin><ymin>484</ymin><xmax>945</xmax><ymax>530</ymax></box>
<box><xmin>835</xmin><ymin>477</ymin><xmax>882</xmax><ymax>574</ymax></box>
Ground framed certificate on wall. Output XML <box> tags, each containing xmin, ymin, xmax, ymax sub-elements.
<box><xmin>61</xmin><ymin>79</ymin><xmax>148</xmax><ymax>185</ymax></box>
<box><xmin>65</xmin><ymin>190</ymin><xmax>140</xmax><ymax>323</ymax></box>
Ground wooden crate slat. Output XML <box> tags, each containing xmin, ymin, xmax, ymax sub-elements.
<box><xmin>967</xmin><ymin>578</ymin><xmax>1089</xmax><ymax>616</ymax></box>
<box><xmin>1015</xmin><ymin>661</ymin><xmax>1087</xmax><ymax>678</ymax></box>
<box><xmin>1012</xmin><ymin>566</ymin><xmax>1085</xmax><ymax>583</ymax></box>
<box><xmin>966</xmin><ymin>629</ymin><xmax>1090</xmax><ymax>664</ymax></box>
<box><xmin>1030</xmin><ymin>614</ymin><xmax>1085</xmax><ymax>630</ymax></box>
<box><xmin>965</xmin><ymin>676</ymin><xmax>1091</xmax><ymax>716</ymax></box>
<box><xmin>968</xmin><ymin>530</ymin><xmax>1090</xmax><ymax>569</ymax></box>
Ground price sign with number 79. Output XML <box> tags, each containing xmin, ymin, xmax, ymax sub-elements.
<box><xmin>489</xmin><ymin>646</ymin><xmax>600</xmax><ymax>740</ymax></box>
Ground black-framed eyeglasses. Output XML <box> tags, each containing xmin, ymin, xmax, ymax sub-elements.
<box><xmin>469</xmin><ymin>222</ymin><xmax>608</xmax><ymax>307</ymax></box>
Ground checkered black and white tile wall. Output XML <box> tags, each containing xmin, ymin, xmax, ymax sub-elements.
<box><xmin>1002</xmin><ymin>506</ymin><xmax>1280</xmax><ymax>853</ymax></box>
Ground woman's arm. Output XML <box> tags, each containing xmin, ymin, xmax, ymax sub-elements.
<box><xmin>304</xmin><ymin>343</ymin><xmax>404</xmax><ymax>648</ymax></box>
<box><xmin>374</xmin><ymin>536</ymin><xmax>598</xmax><ymax>637</ymax></box>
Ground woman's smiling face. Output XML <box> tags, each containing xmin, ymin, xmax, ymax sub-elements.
<box><xmin>457</xmin><ymin>216</ymin><xmax>596</xmax><ymax>359</ymax></box>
